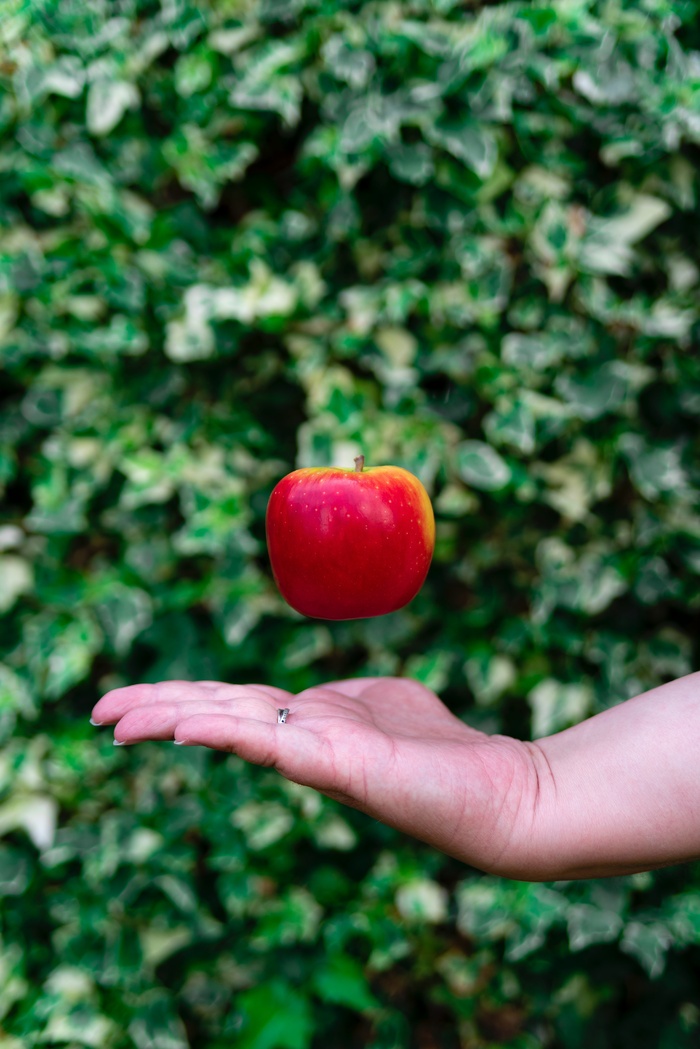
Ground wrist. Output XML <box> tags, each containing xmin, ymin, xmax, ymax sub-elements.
<box><xmin>440</xmin><ymin>737</ymin><xmax>557</xmax><ymax>881</ymax></box>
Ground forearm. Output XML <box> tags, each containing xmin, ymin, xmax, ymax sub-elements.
<box><xmin>524</xmin><ymin>671</ymin><xmax>700</xmax><ymax>880</ymax></box>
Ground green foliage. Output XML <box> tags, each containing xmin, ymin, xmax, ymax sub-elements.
<box><xmin>2</xmin><ymin>0</ymin><xmax>700</xmax><ymax>1045</ymax></box>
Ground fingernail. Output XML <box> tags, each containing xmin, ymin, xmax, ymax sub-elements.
<box><xmin>113</xmin><ymin>739</ymin><xmax>126</xmax><ymax>746</ymax></box>
<box><xmin>90</xmin><ymin>718</ymin><xmax>103</xmax><ymax>726</ymax></box>
<box><xmin>173</xmin><ymin>740</ymin><xmax>186</xmax><ymax>746</ymax></box>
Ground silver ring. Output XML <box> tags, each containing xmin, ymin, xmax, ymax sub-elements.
<box><xmin>277</xmin><ymin>708</ymin><xmax>290</xmax><ymax>724</ymax></box>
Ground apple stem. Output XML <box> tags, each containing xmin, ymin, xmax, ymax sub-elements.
<box><xmin>354</xmin><ymin>455</ymin><xmax>365</xmax><ymax>472</ymax></box>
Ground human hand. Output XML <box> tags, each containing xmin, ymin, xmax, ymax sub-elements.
<box><xmin>91</xmin><ymin>676</ymin><xmax>544</xmax><ymax>878</ymax></box>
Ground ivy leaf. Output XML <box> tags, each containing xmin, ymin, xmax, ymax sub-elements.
<box><xmin>237</xmin><ymin>981</ymin><xmax>313</xmax><ymax>1049</ymax></box>
<box><xmin>386</xmin><ymin>142</ymin><xmax>435</xmax><ymax>185</ymax></box>
<box><xmin>456</xmin><ymin>440</ymin><xmax>511</xmax><ymax>490</ymax></box>
<box><xmin>87</xmin><ymin>80</ymin><xmax>139</xmax><ymax>136</ymax></box>
<box><xmin>231</xmin><ymin>40</ymin><xmax>305</xmax><ymax>126</ymax></box>
<box><xmin>313</xmin><ymin>956</ymin><xmax>380</xmax><ymax>1013</ymax></box>
<box><xmin>425</xmin><ymin>118</ymin><xmax>497</xmax><ymax>178</ymax></box>
<box><xmin>128</xmin><ymin>995</ymin><xmax>189</xmax><ymax>1049</ymax></box>
<box><xmin>620</xmin><ymin>922</ymin><xmax>673</xmax><ymax>979</ymax></box>
<box><xmin>568</xmin><ymin>903</ymin><xmax>624</xmax><ymax>951</ymax></box>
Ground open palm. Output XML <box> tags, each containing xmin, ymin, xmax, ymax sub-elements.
<box><xmin>91</xmin><ymin>676</ymin><xmax>541</xmax><ymax>875</ymax></box>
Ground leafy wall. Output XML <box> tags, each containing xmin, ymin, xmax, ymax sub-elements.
<box><xmin>1</xmin><ymin>0</ymin><xmax>700</xmax><ymax>1046</ymax></box>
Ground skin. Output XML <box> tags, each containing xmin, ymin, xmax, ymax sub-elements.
<box><xmin>91</xmin><ymin>671</ymin><xmax>700</xmax><ymax>881</ymax></box>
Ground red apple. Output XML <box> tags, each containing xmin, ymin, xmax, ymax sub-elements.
<box><xmin>265</xmin><ymin>456</ymin><xmax>435</xmax><ymax>620</ymax></box>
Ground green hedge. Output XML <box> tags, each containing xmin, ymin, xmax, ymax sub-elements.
<box><xmin>2</xmin><ymin>0</ymin><xmax>700</xmax><ymax>1045</ymax></box>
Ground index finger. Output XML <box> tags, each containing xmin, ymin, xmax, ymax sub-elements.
<box><xmin>91</xmin><ymin>680</ymin><xmax>292</xmax><ymax>725</ymax></box>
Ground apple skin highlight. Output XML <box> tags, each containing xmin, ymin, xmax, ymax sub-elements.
<box><xmin>265</xmin><ymin>462</ymin><xmax>436</xmax><ymax>620</ymax></box>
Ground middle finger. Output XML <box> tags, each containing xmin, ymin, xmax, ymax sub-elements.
<box><xmin>113</xmin><ymin>692</ymin><xmax>278</xmax><ymax>744</ymax></box>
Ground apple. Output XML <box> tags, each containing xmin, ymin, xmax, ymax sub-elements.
<box><xmin>265</xmin><ymin>455</ymin><xmax>435</xmax><ymax>620</ymax></box>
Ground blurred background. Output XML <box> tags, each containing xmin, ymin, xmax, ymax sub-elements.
<box><xmin>2</xmin><ymin>0</ymin><xmax>700</xmax><ymax>1045</ymax></box>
